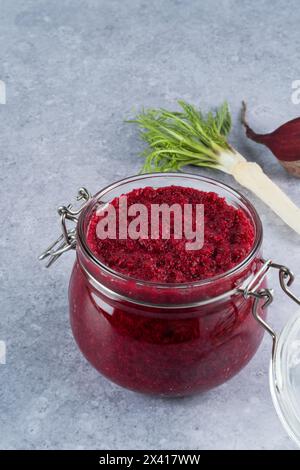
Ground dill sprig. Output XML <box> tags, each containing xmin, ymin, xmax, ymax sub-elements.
<box><xmin>127</xmin><ymin>100</ymin><xmax>232</xmax><ymax>173</ymax></box>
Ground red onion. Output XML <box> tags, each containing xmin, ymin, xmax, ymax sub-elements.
<box><xmin>241</xmin><ymin>101</ymin><xmax>300</xmax><ymax>177</ymax></box>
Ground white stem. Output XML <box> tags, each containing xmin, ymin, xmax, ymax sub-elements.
<box><xmin>231</xmin><ymin>159</ymin><xmax>300</xmax><ymax>235</ymax></box>
<box><xmin>218</xmin><ymin>149</ymin><xmax>247</xmax><ymax>174</ymax></box>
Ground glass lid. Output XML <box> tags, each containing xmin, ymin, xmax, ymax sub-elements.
<box><xmin>270</xmin><ymin>310</ymin><xmax>300</xmax><ymax>447</ymax></box>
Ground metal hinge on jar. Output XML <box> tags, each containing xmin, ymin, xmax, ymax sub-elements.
<box><xmin>241</xmin><ymin>259</ymin><xmax>300</xmax><ymax>359</ymax></box>
<box><xmin>39</xmin><ymin>187</ymin><xmax>91</xmax><ymax>268</ymax></box>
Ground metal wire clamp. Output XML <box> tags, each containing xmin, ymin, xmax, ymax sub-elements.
<box><xmin>241</xmin><ymin>259</ymin><xmax>300</xmax><ymax>359</ymax></box>
<box><xmin>38</xmin><ymin>187</ymin><xmax>91</xmax><ymax>268</ymax></box>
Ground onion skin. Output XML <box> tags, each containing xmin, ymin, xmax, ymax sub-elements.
<box><xmin>241</xmin><ymin>101</ymin><xmax>300</xmax><ymax>177</ymax></box>
<box><xmin>280</xmin><ymin>160</ymin><xmax>300</xmax><ymax>177</ymax></box>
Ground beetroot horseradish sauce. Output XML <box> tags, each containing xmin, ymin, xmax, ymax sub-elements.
<box><xmin>69</xmin><ymin>175</ymin><xmax>265</xmax><ymax>396</ymax></box>
<box><xmin>87</xmin><ymin>186</ymin><xmax>254</xmax><ymax>283</ymax></box>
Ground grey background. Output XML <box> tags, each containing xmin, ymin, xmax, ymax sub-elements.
<box><xmin>0</xmin><ymin>0</ymin><xmax>299</xmax><ymax>450</ymax></box>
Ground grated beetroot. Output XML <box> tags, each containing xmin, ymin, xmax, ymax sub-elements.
<box><xmin>87</xmin><ymin>186</ymin><xmax>255</xmax><ymax>283</ymax></box>
<box><xmin>68</xmin><ymin>182</ymin><xmax>265</xmax><ymax>396</ymax></box>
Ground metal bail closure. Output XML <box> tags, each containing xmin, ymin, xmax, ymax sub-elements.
<box><xmin>242</xmin><ymin>259</ymin><xmax>300</xmax><ymax>359</ymax></box>
<box><xmin>39</xmin><ymin>187</ymin><xmax>91</xmax><ymax>268</ymax></box>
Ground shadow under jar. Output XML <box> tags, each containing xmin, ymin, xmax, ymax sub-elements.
<box><xmin>67</xmin><ymin>174</ymin><xmax>265</xmax><ymax>397</ymax></box>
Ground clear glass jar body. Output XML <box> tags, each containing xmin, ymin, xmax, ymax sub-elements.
<box><xmin>69</xmin><ymin>174</ymin><xmax>265</xmax><ymax>396</ymax></box>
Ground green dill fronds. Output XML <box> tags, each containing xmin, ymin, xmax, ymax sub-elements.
<box><xmin>127</xmin><ymin>100</ymin><xmax>233</xmax><ymax>173</ymax></box>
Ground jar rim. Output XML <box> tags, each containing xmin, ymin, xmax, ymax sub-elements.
<box><xmin>76</xmin><ymin>172</ymin><xmax>263</xmax><ymax>289</ymax></box>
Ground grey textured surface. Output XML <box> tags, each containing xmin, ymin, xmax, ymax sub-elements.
<box><xmin>0</xmin><ymin>0</ymin><xmax>300</xmax><ymax>450</ymax></box>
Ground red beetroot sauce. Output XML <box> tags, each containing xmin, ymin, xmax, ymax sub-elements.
<box><xmin>86</xmin><ymin>186</ymin><xmax>255</xmax><ymax>283</ymax></box>
<box><xmin>69</xmin><ymin>184</ymin><xmax>264</xmax><ymax>396</ymax></box>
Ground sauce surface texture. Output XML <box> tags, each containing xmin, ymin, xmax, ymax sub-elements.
<box><xmin>87</xmin><ymin>186</ymin><xmax>255</xmax><ymax>283</ymax></box>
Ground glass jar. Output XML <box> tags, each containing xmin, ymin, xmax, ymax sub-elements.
<box><xmin>40</xmin><ymin>173</ymin><xmax>300</xmax><ymax>445</ymax></box>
